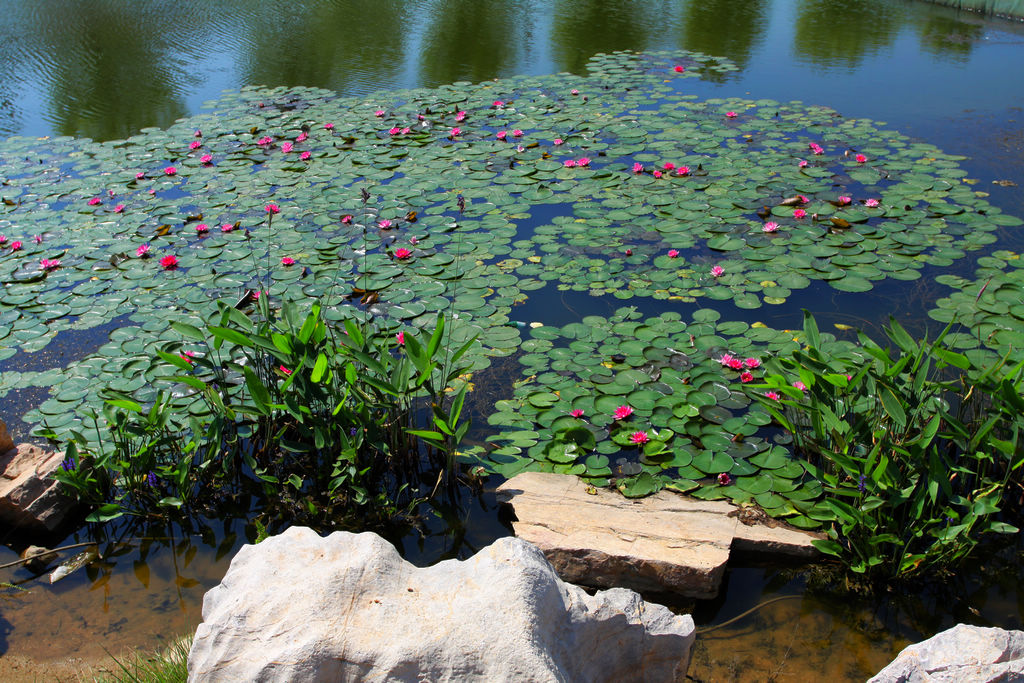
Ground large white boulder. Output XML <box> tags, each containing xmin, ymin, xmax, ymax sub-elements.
<box><xmin>869</xmin><ymin>623</ymin><xmax>1024</xmax><ymax>682</ymax></box>
<box><xmin>188</xmin><ymin>527</ymin><xmax>695</xmax><ymax>682</ymax></box>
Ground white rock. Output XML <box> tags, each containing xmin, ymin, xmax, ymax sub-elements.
<box><xmin>188</xmin><ymin>527</ymin><xmax>695</xmax><ymax>682</ymax></box>
<box><xmin>869</xmin><ymin>623</ymin><xmax>1024</xmax><ymax>682</ymax></box>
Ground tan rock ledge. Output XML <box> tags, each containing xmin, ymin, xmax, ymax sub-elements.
<box><xmin>496</xmin><ymin>471</ymin><xmax>823</xmax><ymax>599</ymax></box>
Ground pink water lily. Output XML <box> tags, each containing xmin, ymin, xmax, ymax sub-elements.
<box><xmin>88</xmin><ymin>197</ymin><xmax>101</xmax><ymax>206</ymax></box>
<box><xmin>727</xmin><ymin>358</ymin><xmax>743</xmax><ymax>370</ymax></box>
<box><xmin>553</xmin><ymin>138</ymin><xmax>563</xmax><ymax>145</ymax></box>
<box><xmin>300</xmin><ymin>151</ymin><xmax>311</xmax><ymax>161</ymax></box>
<box><xmin>9</xmin><ymin>241</ymin><xmax>22</xmax><ymax>251</ymax></box>
<box><xmin>450</xmin><ymin>127</ymin><xmax>461</xmax><ymax>137</ymax></box>
<box><xmin>630</xmin><ymin>431</ymin><xmax>650</xmax><ymax>445</ymax></box>
<box><xmin>571</xmin><ymin>89</ymin><xmax>579</xmax><ymax>95</ymax></box>
<box><xmin>653</xmin><ymin>170</ymin><xmax>663</xmax><ymax>178</ymax></box>
<box><xmin>396</xmin><ymin>331</ymin><xmax>405</xmax><ymax>345</ymax></box>
<box><xmin>281</xmin><ymin>256</ymin><xmax>295</xmax><ymax>266</ymax></box>
<box><xmin>180</xmin><ymin>350</ymin><xmax>196</xmax><ymax>364</ymax></box>
<box><xmin>744</xmin><ymin>358</ymin><xmax>760</xmax><ymax>368</ymax></box>
<box><xmin>632</xmin><ymin>162</ymin><xmax>644</xmax><ymax>174</ymax></box>
<box><xmin>280</xmin><ymin>365</ymin><xmax>292</xmax><ymax>375</ymax></box>
<box><xmin>765</xmin><ymin>391</ymin><xmax>781</xmax><ymax>401</ymax></box>
<box><xmin>282</xmin><ymin>142</ymin><xmax>293</xmax><ymax>153</ymax></box>
<box><xmin>136</xmin><ymin>244</ymin><xmax>151</xmax><ymax>257</ymax></box>
<box><xmin>265</xmin><ymin>204</ymin><xmax>280</xmax><ymax>214</ymax></box>
<box><xmin>793</xmin><ymin>381</ymin><xmax>807</xmax><ymax>391</ymax></box>
<box><xmin>456</xmin><ymin>111</ymin><xmax>467</xmax><ymax>122</ymax></box>
<box><xmin>160</xmin><ymin>254</ymin><xmax>178</xmax><ymax>270</ymax></box>
<box><xmin>717</xmin><ymin>473</ymin><xmax>732</xmax><ymax>486</ymax></box>
<box><xmin>667</xmin><ymin>249</ymin><xmax>679</xmax><ymax>258</ymax></box>
<box><xmin>570</xmin><ymin>409</ymin><xmax>585</xmax><ymax>418</ymax></box>
<box><xmin>576</xmin><ymin>157</ymin><xmax>591</xmax><ymax>167</ymax></box>
<box><xmin>394</xmin><ymin>247</ymin><xmax>412</xmax><ymax>259</ymax></box>
<box><xmin>624</xmin><ymin>248</ymin><xmax>632</xmax><ymax>256</ymax></box>
<box><xmin>663</xmin><ymin>162</ymin><xmax>676</xmax><ymax>171</ymax></box>
<box><xmin>378</xmin><ymin>218</ymin><xmax>393</xmax><ymax>229</ymax></box>
<box><xmin>195</xmin><ymin>223</ymin><xmax>209</xmax><ymax>234</ymax></box>
<box><xmin>512</xmin><ymin>129</ymin><xmax>523</xmax><ymax>137</ymax></box>
<box><xmin>717</xmin><ymin>352</ymin><xmax>735</xmax><ymax>366</ymax></box>
<box><xmin>809</xmin><ymin>143</ymin><xmax>824</xmax><ymax>155</ymax></box>
<box><xmin>563</xmin><ymin>159</ymin><xmax>576</xmax><ymax>168</ymax></box>
<box><xmin>164</xmin><ymin>166</ymin><xmax>177</xmax><ymax>175</ymax></box>
<box><xmin>838</xmin><ymin>195</ymin><xmax>851</xmax><ymax>206</ymax></box>
<box><xmin>740</xmin><ymin>371</ymin><xmax>754</xmax><ymax>383</ymax></box>
<box><xmin>296</xmin><ymin>132</ymin><xmax>308</xmax><ymax>142</ymax></box>
<box><xmin>388</xmin><ymin>127</ymin><xmax>401</xmax><ymax>135</ymax></box>
<box><xmin>375</xmin><ymin>110</ymin><xmax>385</xmax><ymax>117</ymax></box>
<box><xmin>676</xmin><ymin>165</ymin><xmax>691</xmax><ymax>176</ymax></box>
<box><xmin>613</xmin><ymin>405</ymin><xmax>634</xmax><ymax>420</ymax></box>
<box><xmin>711</xmin><ymin>265</ymin><xmax>724</xmax><ymax>277</ymax></box>
<box><xmin>726</xmin><ymin>111</ymin><xmax>737</xmax><ymax>118</ymax></box>
<box><xmin>856</xmin><ymin>154</ymin><xmax>867</xmax><ymax>163</ymax></box>
<box><xmin>342</xmin><ymin>215</ymin><xmax>353</xmax><ymax>224</ymax></box>
<box><xmin>201</xmin><ymin>154</ymin><xmax>213</xmax><ymax>164</ymax></box>
<box><xmin>189</xmin><ymin>140</ymin><xmax>201</xmax><ymax>150</ymax></box>
<box><xmin>221</xmin><ymin>223</ymin><xmax>234</xmax><ymax>232</ymax></box>
<box><xmin>409</xmin><ymin>236</ymin><xmax>419</xmax><ymax>245</ymax></box>
<box><xmin>798</xmin><ymin>160</ymin><xmax>808</xmax><ymax>168</ymax></box>
<box><xmin>257</xmin><ymin>136</ymin><xmax>273</xmax><ymax>146</ymax></box>
<box><xmin>496</xmin><ymin>130</ymin><xmax>507</xmax><ymax>140</ymax></box>
<box><xmin>324</xmin><ymin>122</ymin><xmax>334</xmax><ymax>129</ymax></box>
<box><xmin>39</xmin><ymin>258</ymin><xmax>60</xmax><ymax>271</ymax></box>
<box><xmin>493</xmin><ymin>100</ymin><xmax>504</xmax><ymax>108</ymax></box>
<box><xmin>763</xmin><ymin>221</ymin><xmax>779</xmax><ymax>233</ymax></box>
<box><xmin>674</xmin><ymin>65</ymin><xmax>684</xmax><ymax>73</ymax></box>
<box><xmin>32</xmin><ymin>235</ymin><xmax>42</xmax><ymax>244</ymax></box>
<box><xmin>135</xmin><ymin>171</ymin><xmax>146</xmax><ymax>179</ymax></box>
<box><xmin>793</xmin><ymin>209</ymin><xmax>807</xmax><ymax>219</ymax></box>
<box><xmin>865</xmin><ymin>198</ymin><xmax>880</xmax><ymax>208</ymax></box>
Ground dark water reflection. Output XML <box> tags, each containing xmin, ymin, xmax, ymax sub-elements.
<box><xmin>0</xmin><ymin>0</ymin><xmax>1022</xmax><ymax>140</ymax></box>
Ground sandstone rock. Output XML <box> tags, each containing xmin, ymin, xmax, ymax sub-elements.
<box><xmin>188</xmin><ymin>527</ymin><xmax>695</xmax><ymax>682</ymax></box>
<box><xmin>20</xmin><ymin>545</ymin><xmax>59</xmax><ymax>572</ymax></box>
<box><xmin>0</xmin><ymin>444</ymin><xmax>78</xmax><ymax>533</ymax></box>
<box><xmin>869</xmin><ymin>624</ymin><xmax>1024</xmax><ymax>682</ymax></box>
<box><xmin>496</xmin><ymin>472</ymin><xmax>822</xmax><ymax>599</ymax></box>
<box><xmin>0</xmin><ymin>419</ymin><xmax>13</xmax><ymax>454</ymax></box>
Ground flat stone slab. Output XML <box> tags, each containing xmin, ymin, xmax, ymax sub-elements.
<box><xmin>496</xmin><ymin>471</ymin><xmax>822</xmax><ymax>599</ymax></box>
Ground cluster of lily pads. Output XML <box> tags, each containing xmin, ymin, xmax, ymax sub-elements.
<box><xmin>0</xmin><ymin>48</ymin><xmax>1018</xmax><ymax>475</ymax></box>
<box><xmin>479</xmin><ymin>306</ymin><xmax>827</xmax><ymax>526</ymax></box>
<box><xmin>929</xmin><ymin>250</ymin><xmax>1024</xmax><ymax>367</ymax></box>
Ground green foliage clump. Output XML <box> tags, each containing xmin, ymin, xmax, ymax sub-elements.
<box><xmin>754</xmin><ymin>311</ymin><xmax>1023</xmax><ymax>578</ymax></box>
<box><xmin>50</xmin><ymin>298</ymin><xmax>476</xmax><ymax>528</ymax></box>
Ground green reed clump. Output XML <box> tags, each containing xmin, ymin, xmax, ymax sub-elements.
<box><xmin>51</xmin><ymin>297</ymin><xmax>476</xmax><ymax>528</ymax></box>
<box><xmin>754</xmin><ymin>311</ymin><xmax>1023</xmax><ymax>578</ymax></box>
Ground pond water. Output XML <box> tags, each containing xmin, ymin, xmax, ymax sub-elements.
<box><xmin>1</xmin><ymin>0</ymin><xmax>1024</xmax><ymax>680</ymax></box>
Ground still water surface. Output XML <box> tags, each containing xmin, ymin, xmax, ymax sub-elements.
<box><xmin>1</xmin><ymin>0</ymin><xmax>1023</xmax><ymax>679</ymax></box>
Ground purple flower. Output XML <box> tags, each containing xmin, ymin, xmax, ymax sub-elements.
<box><xmin>146</xmin><ymin>471</ymin><xmax>158</xmax><ymax>487</ymax></box>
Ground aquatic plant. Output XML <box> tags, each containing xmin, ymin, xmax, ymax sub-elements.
<box><xmin>750</xmin><ymin>312</ymin><xmax>1023</xmax><ymax>577</ymax></box>
<box><xmin>52</xmin><ymin>299</ymin><xmax>476</xmax><ymax>526</ymax></box>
